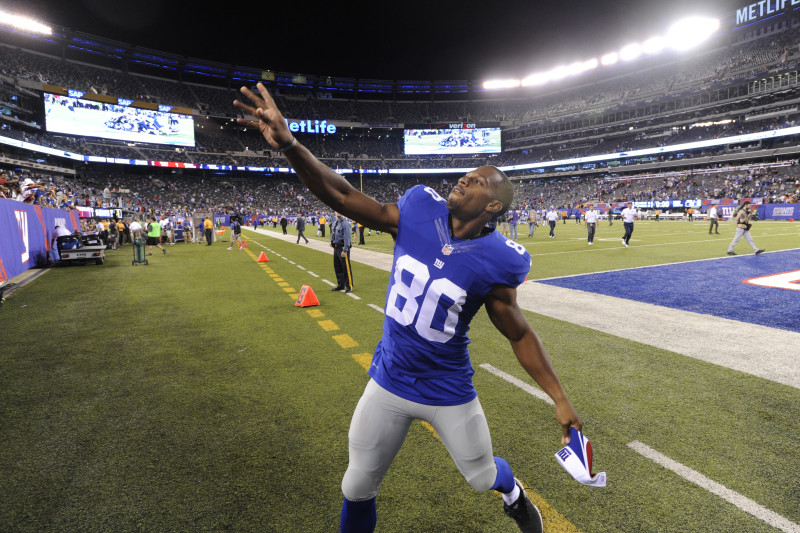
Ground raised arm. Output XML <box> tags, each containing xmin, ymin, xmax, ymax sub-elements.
<box><xmin>234</xmin><ymin>83</ymin><xmax>399</xmax><ymax>235</ymax></box>
<box><xmin>484</xmin><ymin>284</ymin><xmax>582</xmax><ymax>444</ymax></box>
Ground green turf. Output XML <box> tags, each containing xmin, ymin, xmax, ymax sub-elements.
<box><xmin>1</xmin><ymin>223</ymin><xmax>798</xmax><ymax>532</ymax></box>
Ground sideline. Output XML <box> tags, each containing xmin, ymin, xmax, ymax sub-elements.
<box><xmin>250</xmin><ymin>227</ymin><xmax>800</xmax><ymax>389</ymax></box>
<box><xmin>2</xmin><ymin>267</ymin><xmax>52</xmax><ymax>300</ymax></box>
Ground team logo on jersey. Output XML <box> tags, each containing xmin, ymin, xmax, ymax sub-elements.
<box><xmin>434</xmin><ymin>259</ymin><xmax>445</xmax><ymax>269</ymax></box>
<box><xmin>442</xmin><ymin>244</ymin><xmax>454</xmax><ymax>256</ymax></box>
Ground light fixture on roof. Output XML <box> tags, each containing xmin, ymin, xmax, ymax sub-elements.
<box><xmin>0</xmin><ymin>10</ymin><xmax>52</xmax><ymax>35</ymax></box>
<box><xmin>666</xmin><ymin>17</ymin><xmax>720</xmax><ymax>51</ymax></box>
<box><xmin>601</xmin><ymin>52</ymin><xmax>619</xmax><ymax>66</ymax></box>
<box><xmin>620</xmin><ymin>43</ymin><xmax>642</xmax><ymax>62</ymax></box>
<box><xmin>482</xmin><ymin>79</ymin><xmax>521</xmax><ymax>90</ymax></box>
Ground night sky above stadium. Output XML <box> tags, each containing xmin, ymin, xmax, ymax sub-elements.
<box><xmin>11</xmin><ymin>0</ymin><xmax>745</xmax><ymax>81</ymax></box>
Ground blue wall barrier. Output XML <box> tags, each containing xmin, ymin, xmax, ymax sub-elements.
<box><xmin>0</xmin><ymin>199</ymin><xmax>81</xmax><ymax>282</ymax></box>
<box><xmin>757</xmin><ymin>203</ymin><xmax>799</xmax><ymax>220</ymax></box>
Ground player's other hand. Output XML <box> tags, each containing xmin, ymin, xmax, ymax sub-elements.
<box><xmin>234</xmin><ymin>83</ymin><xmax>294</xmax><ymax>151</ymax></box>
<box><xmin>555</xmin><ymin>399</ymin><xmax>582</xmax><ymax>445</ymax></box>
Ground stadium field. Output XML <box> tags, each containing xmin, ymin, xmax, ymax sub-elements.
<box><xmin>1</xmin><ymin>219</ymin><xmax>799</xmax><ymax>532</ymax></box>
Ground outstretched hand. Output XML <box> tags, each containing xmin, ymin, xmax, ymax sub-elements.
<box><xmin>233</xmin><ymin>83</ymin><xmax>295</xmax><ymax>151</ymax></box>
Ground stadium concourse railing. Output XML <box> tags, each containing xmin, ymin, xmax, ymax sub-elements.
<box><xmin>0</xmin><ymin>199</ymin><xmax>81</xmax><ymax>282</ymax></box>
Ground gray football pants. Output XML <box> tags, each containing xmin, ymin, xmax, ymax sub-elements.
<box><xmin>341</xmin><ymin>379</ymin><xmax>497</xmax><ymax>501</ymax></box>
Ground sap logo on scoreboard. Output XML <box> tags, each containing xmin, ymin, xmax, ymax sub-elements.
<box><xmin>744</xmin><ymin>270</ymin><xmax>800</xmax><ymax>292</ymax></box>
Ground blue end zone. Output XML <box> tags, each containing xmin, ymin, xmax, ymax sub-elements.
<box><xmin>536</xmin><ymin>249</ymin><xmax>800</xmax><ymax>333</ymax></box>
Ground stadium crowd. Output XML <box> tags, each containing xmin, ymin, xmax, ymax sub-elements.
<box><xmin>3</xmin><ymin>161</ymin><xmax>798</xmax><ymax>229</ymax></box>
<box><xmin>2</xmin><ymin>14</ymin><xmax>800</xmax><ymax>231</ymax></box>
<box><xmin>1</xmin><ymin>23</ymin><xmax>800</xmax><ymax>172</ymax></box>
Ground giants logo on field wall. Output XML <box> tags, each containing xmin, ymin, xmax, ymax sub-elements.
<box><xmin>14</xmin><ymin>210</ymin><xmax>29</xmax><ymax>264</ymax></box>
<box><xmin>744</xmin><ymin>271</ymin><xmax>800</xmax><ymax>292</ymax></box>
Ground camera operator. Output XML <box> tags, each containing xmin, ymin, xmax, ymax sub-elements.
<box><xmin>726</xmin><ymin>200</ymin><xmax>764</xmax><ymax>256</ymax></box>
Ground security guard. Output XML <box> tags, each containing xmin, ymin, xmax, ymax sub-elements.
<box><xmin>330</xmin><ymin>212</ymin><xmax>353</xmax><ymax>293</ymax></box>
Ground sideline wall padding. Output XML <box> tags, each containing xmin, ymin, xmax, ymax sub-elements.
<box><xmin>0</xmin><ymin>199</ymin><xmax>80</xmax><ymax>281</ymax></box>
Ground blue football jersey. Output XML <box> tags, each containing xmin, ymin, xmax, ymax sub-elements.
<box><xmin>369</xmin><ymin>185</ymin><xmax>531</xmax><ymax>405</ymax></box>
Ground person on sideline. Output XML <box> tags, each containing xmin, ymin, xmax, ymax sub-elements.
<box><xmin>708</xmin><ymin>204</ymin><xmax>720</xmax><ymax>235</ymax></box>
<box><xmin>621</xmin><ymin>202</ymin><xmax>636</xmax><ymax>247</ymax></box>
<box><xmin>727</xmin><ymin>200</ymin><xmax>764</xmax><ymax>256</ymax></box>
<box><xmin>146</xmin><ymin>216</ymin><xmax>166</xmax><ymax>255</ymax></box>
<box><xmin>329</xmin><ymin>212</ymin><xmax>354</xmax><ymax>293</ymax></box>
<box><xmin>546</xmin><ymin>206</ymin><xmax>558</xmax><ymax>238</ymax></box>
<box><xmin>204</xmin><ymin>216</ymin><xmax>214</xmax><ymax>246</ymax></box>
<box><xmin>584</xmin><ymin>204</ymin><xmax>599</xmax><ymax>246</ymax></box>
<box><xmin>296</xmin><ymin>212</ymin><xmax>310</xmax><ymax>244</ymax></box>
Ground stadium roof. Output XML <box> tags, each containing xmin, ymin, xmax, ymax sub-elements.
<box><xmin>5</xmin><ymin>0</ymin><xmax>749</xmax><ymax>80</ymax></box>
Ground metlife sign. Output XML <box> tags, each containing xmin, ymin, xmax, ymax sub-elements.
<box><xmin>735</xmin><ymin>0</ymin><xmax>800</xmax><ymax>26</ymax></box>
<box><xmin>284</xmin><ymin>118</ymin><xmax>337</xmax><ymax>135</ymax></box>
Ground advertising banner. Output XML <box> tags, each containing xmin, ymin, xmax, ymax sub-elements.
<box><xmin>757</xmin><ymin>203</ymin><xmax>798</xmax><ymax>220</ymax></box>
<box><xmin>0</xmin><ymin>199</ymin><xmax>81</xmax><ymax>281</ymax></box>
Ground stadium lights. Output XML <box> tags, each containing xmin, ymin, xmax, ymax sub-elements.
<box><xmin>482</xmin><ymin>79</ymin><xmax>521</xmax><ymax>90</ymax></box>
<box><xmin>521</xmin><ymin>73</ymin><xmax>550</xmax><ymax>87</ymax></box>
<box><xmin>0</xmin><ymin>10</ymin><xmax>52</xmax><ymax>35</ymax></box>
<box><xmin>601</xmin><ymin>52</ymin><xmax>619</xmax><ymax>66</ymax></box>
<box><xmin>483</xmin><ymin>15</ymin><xmax>720</xmax><ymax>90</ymax></box>
<box><xmin>642</xmin><ymin>36</ymin><xmax>665</xmax><ymax>55</ymax></box>
<box><xmin>666</xmin><ymin>17</ymin><xmax>720</xmax><ymax>51</ymax></box>
<box><xmin>620</xmin><ymin>43</ymin><xmax>642</xmax><ymax>62</ymax></box>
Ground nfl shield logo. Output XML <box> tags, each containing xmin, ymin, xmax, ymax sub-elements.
<box><xmin>442</xmin><ymin>244</ymin><xmax>454</xmax><ymax>256</ymax></box>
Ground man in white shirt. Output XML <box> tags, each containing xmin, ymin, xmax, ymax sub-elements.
<box><xmin>621</xmin><ymin>202</ymin><xmax>636</xmax><ymax>247</ymax></box>
<box><xmin>546</xmin><ymin>207</ymin><xmax>558</xmax><ymax>238</ymax></box>
<box><xmin>584</xmin><ymin>204</ymin><xmax>599</xmax><ymax>245</ymax></box>
<box><xmin>129</xmin><ymin>219</ymin><xmax>143</xmax><ymax>241</ymax></box>
<box><xmin>708</xmin><ymin>205</ymin><xmax>720</xmax><ymax>235</ymax></box>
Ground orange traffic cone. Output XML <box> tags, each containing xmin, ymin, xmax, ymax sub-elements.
<box><xmin>257</xmin><ymin>251</ymin><xmax>269</xmax><ymax>262</ymax></box>
<box><xmin>241</xmin><ymin>240</ymin><xmax>248</xmax><ymax>248</ymax></box>
<box><xmin>295</xmin><ymin>285</ymin><xmax>320</xmax><ymax>307</ymax></box>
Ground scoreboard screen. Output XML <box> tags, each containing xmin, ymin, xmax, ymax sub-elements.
<box><xmin>404</xmin><ymin>124</ymin><xmax>502</xmax><ymax>155</ymax></box>
<box><xmin>43</xmin><ymin>92</ymin><xmax>196</xmax><ymax>147</ymax></box>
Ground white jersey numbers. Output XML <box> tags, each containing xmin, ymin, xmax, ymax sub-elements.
<box><xmin>503</xmin><ymin>238</ymin><xmax>526</xmax><ymax>255</ymax></box>
<box><xmin>423</xmin><ymin>187</ymin><xmax>445</xmax><ymax>203</ymax></box>
<box><xmin>386</xmin><ymin>254</ymin><xmax>468</xmax><ymax>343</ymax></box>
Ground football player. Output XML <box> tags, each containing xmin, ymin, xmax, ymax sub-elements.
<box><xmin>235</xmin><ymin>83</ymin><xmax>582</xmax><ymax>533</ymax></box>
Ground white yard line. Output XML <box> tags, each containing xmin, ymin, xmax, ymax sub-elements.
<box><xmin>479</xmin><ymin>364</ymin><xmax>553</xmax><ymax>405</ymax></box>
<box><xmin>627</xmin><ymin>441</ymin><xmax>800</xmax><ymax>533</ymax></box>
<box><xmin>479</xmin><ymin>360</ymin><xmax>799</xmax><ymax>532</ymax></box>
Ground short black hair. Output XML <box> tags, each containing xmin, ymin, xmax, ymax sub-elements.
<box><xmin>488</xmin><ymin>166</ymin><xmax>513</xmax><ymax>219</ymax></box>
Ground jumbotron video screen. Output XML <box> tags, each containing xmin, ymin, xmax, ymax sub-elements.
<box><xmin>43</xmin><ymin>93</ymin><xmax>196</xmax><ymax>147</ymax></box>
<box><xmin>403</xmin><ymin>127</ymin><xmax>502</xmax><ymax>155</ymax></box>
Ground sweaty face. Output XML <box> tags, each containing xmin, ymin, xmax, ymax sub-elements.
<box><xmin>446</xmin><ymin>168</ymin><xmax>498</xmax><ymax>217</ymax></box>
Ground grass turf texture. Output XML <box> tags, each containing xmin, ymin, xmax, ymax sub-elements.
<box><xmin>1</xmin><ymin>222</ymin><xmax>799</xmax><ymax>532</ymax></box>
